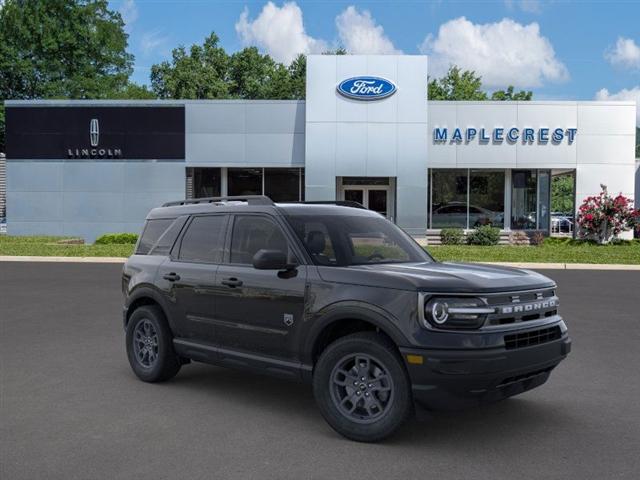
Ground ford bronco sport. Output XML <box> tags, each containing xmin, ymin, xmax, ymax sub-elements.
<box><xmin>122</xmin><ymin>196</ymin><xmax>571</xmax><ymax>442</ymax></box>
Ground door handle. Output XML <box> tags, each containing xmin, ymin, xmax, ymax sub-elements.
<box><xmin>163</xmin><ymin>272</ymin><xmax>181</xmax><ymax>282</ymax></box>
<box><xmin>221</xmin><ymin>277</ymin><xmax>243</xmax><ymax>288</ymax></box>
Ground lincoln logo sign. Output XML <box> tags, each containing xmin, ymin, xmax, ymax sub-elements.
<box><xmin>433</xmin><ymin>127</ymin><xmax>578</xmax><ymax>145</ymax></box>
<box><xmin>337</xmin><ymin>77</ymin><xmax>397</xmax><ymax>100</ymax></box>
<box><xmin>67</xmin><ymin>118</ymin><xmax>122</xmax><ymax>158</ymax></box>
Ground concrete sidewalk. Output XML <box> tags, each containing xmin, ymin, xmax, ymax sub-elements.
<box><xmin>1</xmin><ymin>255</ymin><xmax>639</xmax><ymax>270</ymax></box>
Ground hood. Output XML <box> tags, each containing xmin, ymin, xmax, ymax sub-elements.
<box><xmin>316</xmin><ymin>261</ymin><xmax>555</xmax><ymax>293</ymax></box>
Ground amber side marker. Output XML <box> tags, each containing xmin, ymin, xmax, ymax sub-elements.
<box><xmin>406</xmin><ymin>354</ymin><xmax>424</xmax><ymax>365</ymax></box>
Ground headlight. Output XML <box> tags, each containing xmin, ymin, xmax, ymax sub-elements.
<box><xmin>421</xmin><ymin>296</ymin><xmax>494</xmax><ymax>329</ymax></box>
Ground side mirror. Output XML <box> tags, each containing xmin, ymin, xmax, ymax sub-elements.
<box><xmin>252</xmin><ymin>249</ymin><xmax>290</xmax><ymax>270</ymax></box>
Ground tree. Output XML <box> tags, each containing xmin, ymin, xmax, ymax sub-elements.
<box><xmin>150</xmin><ymin>33</ymin><xmax>230</xmax><ymax>99</ymax></box>
<box><xmin>428</xmin><ymin>66</ymin><xmax>533</xmax><ymax>102</ymax></box>
<box><xmin>0</xmin><ymin>0</ymin><xmax>137</xmax><ymax>151</ymax></box>
<box><xmin>551</xmin><ymin>174</ymin><xmax>575</xmax><ymax>213</ymax></box>
<box><xmin>288</xmin><ymin>54</ymin><xmax>306</xmax><ymax>100</ymax></box>
<box><xmin>491</xmin><ymin>86</ymin><xmax>533</xmax><ymax>101</ymax></box>
<box><xmin>428</xmin><ymin>67</ymin><xmax>487</xmax><ymax>101</ymax></box>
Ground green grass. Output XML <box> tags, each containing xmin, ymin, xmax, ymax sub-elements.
<box><xmin>427</xmin><ymin>243</ymin><xmax>640</xmax><ymax>264</ymax></box>
<box><xmin>0</xmin><ymin>236</ymin><xmax>135</xmax><ymax>257</ymax></box>
<box><xmin>1</xmin><ymin>235</ymin><xmax>639</xmax><ymax>264</ymax></box>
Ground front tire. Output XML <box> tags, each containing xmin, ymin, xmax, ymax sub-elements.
<box><xmin>126</xmin><ymin>305</ymin><xmax>181</xmax><ymax>382</ymax></box>
<box><xmin>313</xmin><ymin>332</ymin><xmax>413</xmax><ymax>442</ymax></box>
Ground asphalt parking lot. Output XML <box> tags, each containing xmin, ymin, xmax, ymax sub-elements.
<box><xmin>1</xmin><ymin>262</ymin><xmax>639</xmax><ymax>480</ymax></box>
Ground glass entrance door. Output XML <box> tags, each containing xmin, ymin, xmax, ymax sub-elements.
<box><xmin>367</xmin><ymin>189</ymin><xmax>388</xmax><ymax>217</ymax></box>
<box><xmin>339</xmin><ymin>178</ymin><xmax>394</xmax><ymax>221</ymax></box>
<box><xmin>344</xmin><ymin>188</ymin><xmax>365</xmax><ymax>205</ymax></box>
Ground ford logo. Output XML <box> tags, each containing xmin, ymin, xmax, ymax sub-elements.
<box><xmin>337</xmin><ymin>76</ymin><xmax>397</xmax><ymax>101</ymax></box>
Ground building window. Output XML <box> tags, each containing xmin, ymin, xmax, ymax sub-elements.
<box><xmin>429</xmin><ymin>169</ymin><xmax>505</xmax><ymax>230</ymax></box>
<box><xmin>430</xmin><ymin>169</ymin><xmax>468</xmax><ymax>229</ymax></box>
<box><xmin>227</xmin><ymin>167</ymin><xmax>304</xmax><ymax>201</ymax></box>
<box><xmin>264</xmin><ymin>168</ymin><xmax>301</xmax><ymax>202</ymax></box>
<box><xmin>228</xmin><ymin>168</ymin><xmax>263</xmax><ymax>196</ymax></box>
<box><xmin>511</xmin><ymin>170</ymin><xmax>538</xmax><ymax>229</ymax></box>
<box><xmin>192</xmin><ymin>168</ymin><xmax>221</xmax><ymax>198</ymax></box>
<box><xmin>469</xmin><ymin>170</ymin><xmax>505</xmax><ymax>228</ymax></box>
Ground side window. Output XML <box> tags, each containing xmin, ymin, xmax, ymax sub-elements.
<box><xmin>137</xmin><ymin>218</ymin><xmax>174</xmax><ymax>255</ymax></box>
<box><xmin>300</xmin><ymin>222</ymin><xmax>336</xmax><ymax>266</ymax></box>
<box><xmin>178</xmin><ymin>215</ymin><xmax>226</xmax><ymax>263</ymax></box>
<box><xmin>149</xmin><ymin>216</ymin><xmax>187</xmax><ymax>256</ymax></box>
<box><xmin>230</xmin><ymin>216</ymin><xmax>290</xmax><ymax>265</ymax></box>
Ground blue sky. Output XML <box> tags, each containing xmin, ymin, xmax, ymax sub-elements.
<box><xmin>113</xmin><ymin>0</ymin><xmax>640</xmax><ymax>121</ymax></box>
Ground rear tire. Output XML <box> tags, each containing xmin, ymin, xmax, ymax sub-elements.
<box><xmin>313</xmin><ymin>332</ymin><xmax>413</xmax><ymax>442</ymax></box>
<box><xmin>126</xmin><ymin>305</ymin><xmax>181</xmax><ymax>382</ymax></box>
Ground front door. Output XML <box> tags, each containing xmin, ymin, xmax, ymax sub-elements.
<box><xmin>340</xmin><ymin>179</ymin><xmax>394</xmax><ymax>221</ymax></box>
<box><xmin>213</xmin><ymin>214</ymin><xmax>307</xmax><ymax>360</ymax></box>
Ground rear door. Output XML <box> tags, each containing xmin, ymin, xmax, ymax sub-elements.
<box><xmin>213</xmin><ymin>214</ymin><xmax>307</xmax><ymax>360</ymax></box>
<box><xmin>158</xmin><ymin>214</ymin><xmax>228</xmax><ymax>344</ymax></box>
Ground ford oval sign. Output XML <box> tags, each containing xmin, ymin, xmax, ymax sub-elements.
<box><xmin>337</xmin><ymin>77</ymin><xmax>397</xmax><ymax>101</ymax></box>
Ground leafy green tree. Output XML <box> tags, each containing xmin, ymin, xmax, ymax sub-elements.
<box><xmin>150</xmin><ymin>33</ymin><xmax>230</xmax><ymax>99</ymax></box>
<box><xmin>0</xmin><ymin>0</ymin><xmax>137</xmax><ymax>151</ymax></box>
<box><xmin>491</xmin><ymin>86</ymin><xmax>533</xmax><ymax>101</ymax></box>
<box><xmin>288</xmin><ymin>54</ymin><xmax>307</xmax><ymax>100</ymax></box>
<box><xmin>428</xmin><ymin>67</ymin><xmax>488</xmax><ymax>101</ymax></box>
<box><xmin>428</xmin><ymin>66</ymin><xmax>533</xmax><ymax>102</ymax></box>
<box><xmin>551</xmin><ymin>174</ymin><xmax>575</xmax><ymax>213</ymax></box>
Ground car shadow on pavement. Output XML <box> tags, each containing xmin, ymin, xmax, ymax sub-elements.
<box><xmin>144</xmin><ymin>362</ymin><xmax>578</xmax><ymax>445</ymax></box>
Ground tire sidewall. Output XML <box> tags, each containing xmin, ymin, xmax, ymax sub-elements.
<box><xmin>313</xmin><ymin>333</ymin><xmax>412</xmax><ymax>442</ymax></box>
<box><xmin>126</xmin><ymin>305</ymin><xmax>179</xmax><ymax>382</ymax></box>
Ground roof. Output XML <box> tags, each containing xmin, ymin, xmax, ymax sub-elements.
<box><xmin>147</xmin><ymin>196</ymin><xmax>376</xmax><ymax>220</ymax></box>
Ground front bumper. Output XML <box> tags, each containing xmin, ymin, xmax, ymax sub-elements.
<box><xmin>400</xmin><ymin>333</ymin><xmax>571</xmax><ymax>410</ymax></box>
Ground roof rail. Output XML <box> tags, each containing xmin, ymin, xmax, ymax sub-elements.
<box><xmin>297</xmin><ymin>200</ymin><xmax>366</xmax><ymax>209</ymax></box>
<box><xmin>162</xmin><ymin>195</ymin><xmax>274</xmax><ymax>207</ymax></box>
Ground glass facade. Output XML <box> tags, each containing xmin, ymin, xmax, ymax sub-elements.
<box><xmin>429</xmin><ymin>169</ymin><xmax>550</xmax><ymax>231</ymax></box>
<box><xmin>189</xmin><ymin>167</ymin><xmax>305</xmax><ymax>202</ymax></box>
<box><xmin>429</xmin><ymin>169</ymin><xmax>505</xmax><ymax>229</ymax></box>
<box><xmin>430</xmin><ymin>169</ymin><xmax>468</xmax><ymax>228</ymax></box>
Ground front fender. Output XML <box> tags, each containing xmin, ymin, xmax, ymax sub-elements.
<box><xmin>301</xmin><ymin>301</ymin><xmax>410</xmax><ymax>365</ymax></box>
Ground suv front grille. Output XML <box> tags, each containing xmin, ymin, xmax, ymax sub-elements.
<box><xmin>484</xmin><ymin>288</ymin><xmax>558</xmax><ymax>326</ymax></box>
<box><xmin>504</xmin><ymin>326</ymin><xmax>561</xmax><ymax>350</ymax></box>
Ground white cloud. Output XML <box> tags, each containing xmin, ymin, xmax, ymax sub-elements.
<box><xmin>595</xmin><ymin>87</ymin><xmax>640</xmax><ymax>124</ymax></box>
<box><xmin>140</xmin><ymin>30</ymin><xmax>168</xmax><ymax>56</ymax></box>
<box><xmin>119</xmin><ymin>0</ymin><xmax>138</xmax><ymax>33</ymax></box>
<box><xmin>504</xmin><ymin>0</ymin><xmax>542</xmax><ymax>14</ymax></box>
<box><xmin>335</xmin><ymin>6</ymin><xmax>401</xmax><ymax>55</ymax></box>
<box><xmin>605</xmin><ymin>37</ymin><xmax>640</xmax><ymax>70</ymax></box>
<box><xmin>420</xmin><ymin>17</ymin><xmax>568</xmax><ymax>88</ymax></box>
<box><xmin>235</xmin><ymin>1</ymin><xmax>327</xmax><ymax>64</ymax></box>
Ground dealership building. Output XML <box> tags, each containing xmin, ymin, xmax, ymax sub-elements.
<box><xmin>3</xmin><ymin>55</ymin><xmax>638</xmax><ymax>241</ymax></box>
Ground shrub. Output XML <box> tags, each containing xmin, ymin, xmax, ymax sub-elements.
<box><xmin>577</xmin><ymin>184</ymin><xmax>639</xmax><ymax>244</ymax></box>
<box><xmin>440</xmin><ymin>228</ymin><xmax>464</xmax><ymax>245</ymax></box>
<box><xmin>530</xmin><ymin>231</ymin><xmax>546</xmax><ymax>246</ymax></box>
<box><xmin>94</xmin><ymin>233</ymin><xmax>139</xmax><ymax>245</ymax></box>
<box><xmin>466</xmin><ymin>225</ymin><xmax>500</xmax><ymax>246</ymax></box>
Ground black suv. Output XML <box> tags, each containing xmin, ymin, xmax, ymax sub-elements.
<box><xmin>122</xmin><ymin>196</ymin><xmax>571</xmax><ymax>442</ymax></box>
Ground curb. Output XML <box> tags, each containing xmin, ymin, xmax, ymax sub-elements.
<box><xmin>1</xmin><ymin>255</ymin><xmax>639</xmax><ymax>270</ymax></box>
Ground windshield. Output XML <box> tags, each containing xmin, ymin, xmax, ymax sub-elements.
<box><xmin>285</xmin><ymin>213</ymin><xmax>432</xmax><ymax>267</ymax></box>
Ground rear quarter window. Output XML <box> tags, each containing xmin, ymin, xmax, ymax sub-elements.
<box><xmin>136</xmin><ymin>218</ymin><xmax>175</xmax><ymax>255</ymax></box>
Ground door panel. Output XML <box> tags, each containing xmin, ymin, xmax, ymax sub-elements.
<box><xmin>158</xmin><ymin>259</ymin><xmax>219</xmax><ymax>342</ymax></box>
<box><xmin>157</xmin><ymin>214</ymin><xmax>227</xmax><ymax>344</ymax></box>
<box><xmin>212</xmin><ymin>214</ymin><xmax>307</xmax><ymax>360</ymax></box>
<box><xmin>214</xmin><ymin>264</ymin><xmax>307</xmax><ymax>359</ymax></box>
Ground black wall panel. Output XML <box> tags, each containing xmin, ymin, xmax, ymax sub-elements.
<box><xmin>6</xmin><ymin>106</ymin><xmax>185</xmax><ymax>160</ymax></box>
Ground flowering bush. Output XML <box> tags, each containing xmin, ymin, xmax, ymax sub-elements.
<box><xmin>576</xmin><ymin>185</ymin><xmax>639</xmax><ymax>244</ymax></box>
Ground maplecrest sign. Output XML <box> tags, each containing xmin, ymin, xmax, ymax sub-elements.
<box><xmin>433</xmin><ymin>127</ymin><xmax>577</xmax><ymax>144</ymax></box>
